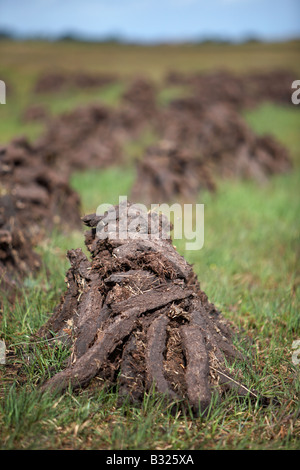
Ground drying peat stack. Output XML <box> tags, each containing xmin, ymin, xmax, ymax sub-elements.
<box><xmin>0</xmin><ymin>137</ymin><xmax>81</xmax><ymax>294</ymax></box>
<box><xmin>33</xmin><ymin>77</ymin><xmax>158</xmax><ymax>175</ymax></box>
<box><xmin>242</xmin><ymin>69</ymin><xmax>296</xmax><ymax>108</ymax></box>
<box><xmin>121</xmin><ymin>77</ymin><xmax>158</xmax><ymax>121</ymax></box>
<box><xmin>21</xmin><ymin>104</ymin><xmax>49</xmax><ymax>123</ymax></box>
<box><xmin>163</xmin><ymin>103</ymin><xmax>291</xmax><ymax>181</ymax></box>
<box><xmin>38</xmin><ymin>202</ymin><xmax>259</xmax><ymax>414</ymax></box>
<box><xmin>34</xmin><ymin>71</ymin><xmax>118</xmax><ymax>94</ymax></box>
<box><xmin>0</xmin><ymin>137</ymin><xmax>81</xmax><ymax>234</ymax></box>
<box><xmin>165</xmin><ymin>69</ymin><xmax>295</xmax><ymax>109</ymax></box>
<box><xmin>37</xmin><ymin>104</ymin><xmax>123</xmax><ymax>174</ymax></box>
<box><xmin>37</xmin><ymin>102</ymin><xmax>150</xmax><ymax>175</ymax></box>
<box><xmin>0</xmin><ymin>192</ymin><xmax>41</xmax><ymax>297</ymax></box>
<box><xmin>130</xmin><ymin>142</ymin><xmax>216</xmax><ymax>204</ymax></box>
<box><xmin>166</xmin><ymin>70</ymin><xmax>246</xmax><ymax>109</ymax></box>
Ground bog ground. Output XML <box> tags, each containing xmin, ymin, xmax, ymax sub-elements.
<box><xmin>0</xmin><ymin>40</ymin><xmax>299</xmax><ymax>450</ymax></box>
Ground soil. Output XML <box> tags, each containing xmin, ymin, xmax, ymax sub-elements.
<box><xmin>37</xmin><ymin>202</ymin><xmax>262</xmax><ymax>414</ymax></box>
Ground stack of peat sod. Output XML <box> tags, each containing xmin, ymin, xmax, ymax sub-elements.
<box><xmin>164</xmin><ymin>69</ymin><xmax>295</xmax><ymax>109</ymax></box>
<box><xmin>0</xmin><ymin>137</ymin><xmax>81</xmax><ymax>296</ymax></box>
<box><xmin>34</xmin><ymin>71</ymin><xmax>118</xmax><ymax>94</ymax></box>
<box><xmin>38</xmin><ymin>202</ymin><xmax>262</xmax><ymax>415</ymax></box>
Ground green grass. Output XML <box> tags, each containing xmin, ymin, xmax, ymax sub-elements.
<box><xmin>0</xmin><ymin>40</ymin><xmax>300</xmax><ymax>450</ymax></box>
<box><xmin>244</xmin><ymin>102</ymin><xmax>300</xmax><ymax>157</ymax></box>
<box><xmin>71</xmin><ymin>165</ymin><xmax>136</xmax><ymax>215</ymax></box>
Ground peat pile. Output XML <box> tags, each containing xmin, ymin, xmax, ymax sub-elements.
<box><xmin>21</xmin><ymin>104</ymin><xmax>49</xmax><ymax>123</ymax></box>
<box><xmin>37</xmin><ymin>202</ymin><xmax>260</xmax><ymax>414</ymax></box>
<box><xmin>121</xmin><ymin>77</ymin><xmax>158</xmax><ymax>123</ymax></box>
<box><xmin>166</xmin><ymin>70</ymin><xmax>245</xmax><ymax>109</ymax></box>
<box><xmin>0</xmin><ymin>137</ymin><xmax>81</xmax><ymax>233</ymax></box>
<box><xmin>36</xmin><ymin>70</ymin><xmax>292</xmax><ymax>189</ymax></box>
<box><xmin>165</xmin><ymin>69</ymin><xmax>295</xmax><ymax>109</ymax></box>
<box><xmin>0</xmin><ymin>192</ymin><xmax>41</xmax><ymax>297</ymax></box>
<box><xmin>34</xmin><ymin>71</ymin><xmax>118</xmax><ymax>94</ymax></box>
<box><xmin>131</xmin><ymin>102</ymin><xmax>291</xmax><ymax>203</ymax></box>
<box><xmin>0</xmin><ymin>137</ymin><xmax>81</xmax><ymax>293</ymax></box>
<box><xmin>131</xmin><ymin>141</ymin><xmax>216</xmax><ymax>204</ymax></box>
<box><xmin>242</xmin><ymin>69</ymin><xmax>296</xmax><ymax>107</ymax></box>
<box><xmin>160</xmin><ymin>103</ymin><xmax>291</xmax><ymax>181</ymax></box>
<box><xmin>37</xmin><ymin>103</ymin><xmax>146</xmax><ymax>174</ymax></box>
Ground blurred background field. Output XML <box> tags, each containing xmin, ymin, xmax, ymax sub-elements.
<box><xmin>1</xmin><ymin>39</ymin><xmax>300</xmax><ymax>142</ymax></box>
<box><xmin>0</xmin><ymin>1</ymin><xmax>299</xmax><ymax>451</ymax></box>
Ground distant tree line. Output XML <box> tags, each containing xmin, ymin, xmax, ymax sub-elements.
<box><xmin>0</xmin><ymin>28</ymin><xmax>299</xmax><ymax>44</ymax></box>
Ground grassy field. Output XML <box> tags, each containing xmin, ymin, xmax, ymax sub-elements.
<box><xmin>0</xmin><ymin>40</ymin><xmax>299</xmax><ymax>450</ymax></box>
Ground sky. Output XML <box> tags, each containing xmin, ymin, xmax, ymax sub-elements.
<box><xmin>0</xmin><ymin>0</ymin><xmax>299</xmax><ymax>43</ymax></box>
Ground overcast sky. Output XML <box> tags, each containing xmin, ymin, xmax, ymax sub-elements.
<box><xmin>0</xmin><ymin>0</ymin><xmax>299</xmax><ymax>42</ymax></box>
